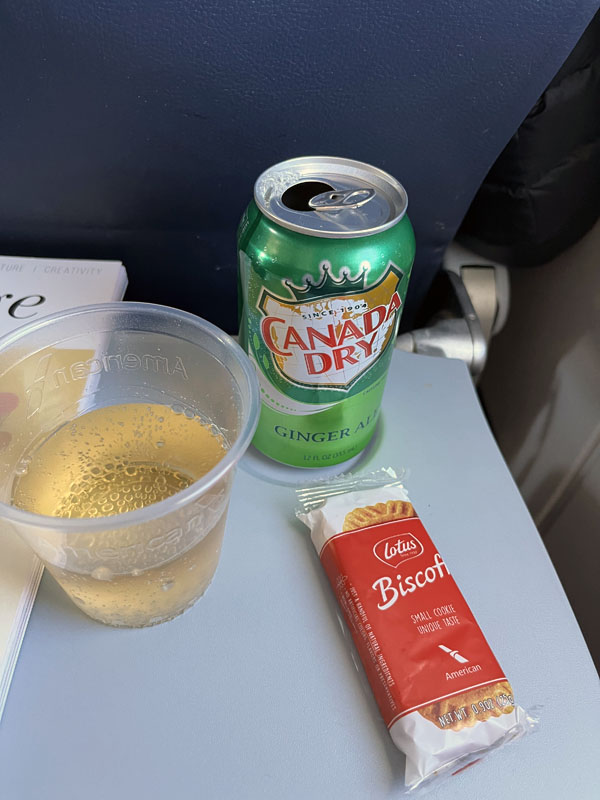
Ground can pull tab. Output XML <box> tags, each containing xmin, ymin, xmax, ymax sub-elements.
<box><xmin>308</xmin><ymin>187</ymin><xmax>375</xmax><ymax>212</ymax></box>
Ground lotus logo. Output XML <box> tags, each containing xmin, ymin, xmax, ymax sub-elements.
<box><xmin>373</xmin><ymin>532</ymin><xmax>423</xmax><ymax>568</ymax></box>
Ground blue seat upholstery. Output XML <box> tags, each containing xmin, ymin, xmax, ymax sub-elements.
<box><xmin>0</xmin><ymin>1</ymin><xmax>597</xmax><ymax>331</ymax></box>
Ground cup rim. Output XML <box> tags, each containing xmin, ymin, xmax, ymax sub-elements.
<box><xmin>0</xmin><ymin>301</ymin><xmax>260</xmax><ymax>532</ymax></box>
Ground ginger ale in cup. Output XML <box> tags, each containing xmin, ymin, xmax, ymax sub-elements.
<box><xmin>0</xmin><ymin>303</ymin><xmax>259</xmax><ymax>627</ymax></box>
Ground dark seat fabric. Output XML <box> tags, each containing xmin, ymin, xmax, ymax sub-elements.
<box><xmin>0</xmin><ymin>1</ymin><xmax>598</xmax><ymax>332</ymax></box>
<box><xmin>458</xmin><ymin>9</ymin><xmax>600</xmax><ymax>268</ymax></box>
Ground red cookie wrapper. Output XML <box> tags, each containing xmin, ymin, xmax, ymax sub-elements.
<box><xmin>297</xmin><ymin>469</ymin><xmax>534</xmax><ymax>790</ymax></box>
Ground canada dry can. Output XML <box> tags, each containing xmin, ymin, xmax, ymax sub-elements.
<box><xmin>237</xmin><ymin>156</ymin><xmax>415</xmax><ymax>468</ymax></box>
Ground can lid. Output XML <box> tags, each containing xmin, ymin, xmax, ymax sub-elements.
<box><xmin>254</xmin><ymin>156</ymin><xmax>408</xmax><ymax>239</ymax></box>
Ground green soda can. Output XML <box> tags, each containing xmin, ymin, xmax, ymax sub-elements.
<box><xmin>237</xmin><ymin>156</ymin><xmax>415</xmax><ymax>468</ymax></box>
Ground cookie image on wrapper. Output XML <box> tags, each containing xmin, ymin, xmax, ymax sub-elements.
<box><xmin>343</xmin><ymin>500</ymin><xmax>415</xmax><ymax>531</ymax></box>
<box><xmin>418</xmin><ymin>679</ymin><xmax>516</xmax><ymax>732</ymax></box>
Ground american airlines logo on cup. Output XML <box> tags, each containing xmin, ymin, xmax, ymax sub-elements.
<box><xmin>373</xmin><ymin>531</ymin><xmax>424</xmax><ymax>568</ymax></box>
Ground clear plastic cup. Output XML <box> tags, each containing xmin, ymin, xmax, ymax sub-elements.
<box><xmin>0</xmin><ymin>303</ymin><xmax>259</xmax><ymax>627</ymax></box>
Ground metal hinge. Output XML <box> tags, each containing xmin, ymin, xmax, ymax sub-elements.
<box><xmin>396</xmin><ymin>243</ymin><xmax>510</xmax><ymax>381</ymax></box>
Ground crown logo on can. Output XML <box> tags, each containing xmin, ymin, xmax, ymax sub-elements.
<box><xmin>284</xmin><ymin>261</ymin><xmax>369</xmax><ymax>302</ymax></box>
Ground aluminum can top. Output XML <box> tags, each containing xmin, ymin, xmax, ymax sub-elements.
<box><xmin>254</xmin><ymin>156</ymin><xmax>408</xmax><ymax>239</ymax></box>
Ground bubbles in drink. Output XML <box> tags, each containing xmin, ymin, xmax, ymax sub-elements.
<box><xmin>12</xmin><ymin>403</ymin><xmax>226</xmax><ymax>519</ymax></box>
<box><xmin>15</xmin><ymin>458</ymin><xmax>31</xmax><ymax>476</ymax></box>
<box><xmin>92</xmin><ymin>567</ymin><xmax>113</xmax><ymax>582</ymax></box>
<box><xmin>11</xmin><ymin>402</ymin><xmax>229</xmax><ymax>626</ymax></box>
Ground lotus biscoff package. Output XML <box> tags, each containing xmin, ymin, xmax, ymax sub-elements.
<box><xmin>297</xmin><ymin>469</ymin><xmax>534</xmax><ymax>790</ymax></box>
